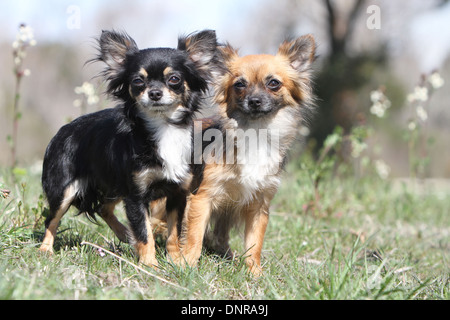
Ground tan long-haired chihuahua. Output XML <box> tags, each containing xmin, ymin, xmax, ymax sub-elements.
<box><xmin>175</xmin><ymin>35</ymin><xmax>317</xmax><ymax>276</ymax></box>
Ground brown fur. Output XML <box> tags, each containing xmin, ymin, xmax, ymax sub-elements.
<box><xmin>177</xmin><ymin>35</ymin><xmax>317</xmax><ymax>276</ymax></box>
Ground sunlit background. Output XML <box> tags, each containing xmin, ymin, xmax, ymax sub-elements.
<box><xmin>1</xmin><ymin>0</ymin><xmax>450</xmax><ymax>177</ymax></box>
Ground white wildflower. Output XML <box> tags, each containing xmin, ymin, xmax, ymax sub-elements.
<box><xmin>14</xmin><ymin>57</ymin><xmax>22</xmax><ymax>66</ymax></box>
<box><xmin>14</xmin><ymin>24</ymin><xmax>37</xmax><ymax>48</ymax></box>
<box><xmin>12</xmin><ymin>24</ymin><xmax>36</xmax><ymax>75</ymax></box>
<box><xmin>19</xmin><ymin>25</ymin><xmax>32</xmax><ymax>40</ymax></box>
<box><xmin>408</xmin><ymin>121</ymin><xmax>417</xmax><ymax>131</ymax></box>
<box><xmin>298</xmin><ymin>126</ymin><xmax>310</xmax><ymax>137</ymax></box>
<box><xmin>97</xmin><ymin>248</ymin><xmax>106</xmax><ymax>257</ymax></box>
<box><xmin>73</xmin><ymin>99</ymin><xmax>82</xmax><ymax>108</ymax></box>
<box><xmin>87</xmin><ymin>95</ymin><xmax>99</xmax><ymax>105</ymax></box>
<box><xmin>74</xmin><ymin>82</ymin><xmax>100</xmax><ymax>107</ymax></box>
<box><xmin>408</xmin><ymin>86</ymin><xmax>429</xmax><ymax>103</ymax></box>
<box><xmin>324</xmin><ymin>132</ymin><xmax>340</xmax><ymax>148</ymax></box>
<box><xmin>416</xmin><ymin>86</ymin><xmax>428</xmax><ymax>102</ymax></box>
<box><xmin>416</xmin><ymin>106</ymin><xmax>428</xmax><ymax>122</ymax></box>
<box><xmin>370</xmin><ymin>101</ymin><xmax>386</xmax><ymax>118</ymax></box>
<box><xmin>428</xmin><ymin>72</ymin><xmax>444</xmax><ymax>89</ymax></box>
<box><xmin>369</xmin><ymin>89</ymin><xmax>391</xmax><ymax>118</ymax></box>
<box><xmin>370</xmin><ymin>90</ymin><xmax>383</xmax><ymax>103</ymax></box>
<box><xmin>75</xmin><ymin>82</ymin><xmax>94</xmax><ymax>95</ymax></box>
<box><xmin>351</xmin><ymin>140</ymin><xmax>367</xmax><ymax>158</ymax></box>
<box><xmin>375</xmin><ymin>160</ymin><xmax>391</xmax><ymax>180</ymax></box>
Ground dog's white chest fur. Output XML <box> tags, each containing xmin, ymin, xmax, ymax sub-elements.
<box><xmin>221</xmin><ymin>126</ymin><xmax>282</xmax><ymax>203</ymax></box>
<box><xmin>235</xmin><ymin>109</ymin><xmax>297</xmax><ymax>194</ymax></box>
<box><xmin>237</xmin><ymin>136</ymin><xmax>281</xmax><ymax>184</ymax></box>
<box><xmin>156</xmin><ymin>123</ymin><xmax>192</xmax><ymax>183</ymax></box>
<box><xmin>133</xmin><ymin>122</ymin><xmax>192</xmax><ymax>195</ymax></box>
<box><xmin>139</xmin><ymin>116</ymin><xmax>192</xmax><ymax>185</ymax></box>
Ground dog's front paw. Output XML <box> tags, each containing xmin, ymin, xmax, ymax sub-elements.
<box><xmin>136</xmin><ymin>242</ymin><xmax>158</xmax><ymax>269</ymax></box>
<box><xmin>245</xmin><ymin>257</ymin><xmax>263</xmax><ymax>277</ymax></box>
<box><xmin>38</xmin><ymin>243</ymin><xmax>54</xmax><ymax>254</ymax></box>
<box><xmin>180</xmin><ymin>251</ymin><xmax>201</xmax><ymax>268</ymax></box>
<box><xmin>139</xmin><ymin>254</ymin><xmax>159</xmax><ymax>270</ymax></box>
<box><xmin>167</xmin><ymin>254</ymin><xmax>187</xmax><ymax>268</ymax></box>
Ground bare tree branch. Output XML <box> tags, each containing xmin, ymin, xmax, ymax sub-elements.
<box><xmin>323</xmin><ymin>0</ymin><xmax>366</xmax><ymax>55</ymax></box>
<box><xmin>324</xmin><ymin>0</ymin><xmax>338</xmax><ymax>53</ymax></box>
<box><xmin>344</xmin><ymin>0</ymin><xmax>366</xmax><ymax>43</ymax></box>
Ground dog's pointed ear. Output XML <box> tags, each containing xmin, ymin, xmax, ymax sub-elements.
<box><xmin>178</xmin><ymin>30</ymin><xmax>219</xmax><ymax>73</ymax></box>
<box><xmin>277</xmin><ymin>34</ymin><xmax>316</xmax><ymax>72</ymax></box>
<box><xmin>219</xmin><ymin>43</ymin><xmax>239</xmax><ymax>64</ymax></box>
<box><xmin>93</xmin><ymin>30</ymin><xmax>139</xmax><ymax>100</ymax></box>
<box><xmin>98</xmin><ymin>30</ymin><xmax>139</xmax><ymax>71</ymax></box>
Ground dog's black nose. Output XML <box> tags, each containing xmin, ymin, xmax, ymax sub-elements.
<box><xmin>149</xmin><ymin>89</ymin><xmax>163</xmax><ymax>101</ymax></box>
<box><xmin>248</xmin><ymin>97</ymin><xmax>262</xmax><ymax>109</ymax></box>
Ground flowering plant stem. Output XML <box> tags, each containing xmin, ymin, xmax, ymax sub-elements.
<box><xmin>9</xmin><ymin>24</ymin><xmax>36</xmax><ymax>170</ymax></box>
<box><xmin>11</xmin><ymin>68</ymin><xmax>23</xmax><ymax>169</ymax></box>
<box><xmin>405</xmin><ymin>72</ymin><xmax>443</xmax><ymax>179</ymax></box>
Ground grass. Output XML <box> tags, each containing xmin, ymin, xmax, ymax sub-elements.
<box><xmin>0</xmin><ymin>161</ymin><xmax>449</xmax><ymax>300</ymax></box>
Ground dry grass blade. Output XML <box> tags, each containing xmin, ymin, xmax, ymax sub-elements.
<box><xmin>81</xmin><ymin>241</ymin><xmax>188</xmax><ymax>291</ymax></box>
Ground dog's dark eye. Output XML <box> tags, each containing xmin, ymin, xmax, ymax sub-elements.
<box><xmin>267</xmin><ymin>79</ymin><xmax>281</xmax><ymax>91</ymax></box>
<box><xmin>234</xmin><ymin>81</ymin><xmax>247</xmax><ymax>90</ymax></box>
<box><xmin>168</xmin><ymin>76</ymin><xmax>181</xmax><ymax>86</ymax></box>
<box><xmin>132</xmin><ymin>78</ymin><xmax>145</xmax><ymax>86</ymax></box>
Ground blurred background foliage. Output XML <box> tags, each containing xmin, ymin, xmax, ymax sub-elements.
<box><xmin>1</xmin><ymin>0</ymin><xmax>450</xmax><ymax>177</ymax></box>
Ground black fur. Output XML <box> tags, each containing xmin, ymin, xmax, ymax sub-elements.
<box><xmin>42</xmin><ymin>30</ymin><xmax>218</xmax><ymax>250</ymax></box>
